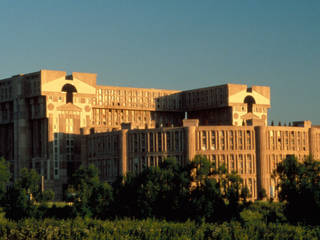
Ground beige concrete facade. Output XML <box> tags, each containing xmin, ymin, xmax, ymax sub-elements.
<box><xmin>1</xmin><ymin>69</ymin><xmax>317</xmax><ymax>200</ymax></box>
<box><xmin>87</xmin><ymin>120</ymin><xmax>320</xmax><ymax>200</ymax></box>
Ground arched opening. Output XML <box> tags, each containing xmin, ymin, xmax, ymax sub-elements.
<box><xmin>244</xmin><ymin>96</ymin><xmax>255</xmax><ymax>113</ymax></box>
<box><xmin>62</xmin><ymin>84</ymin><xmax>77</xmax><ymax>104</ymax></box>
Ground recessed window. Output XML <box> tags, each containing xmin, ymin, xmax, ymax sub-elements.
<box><xmin>62</xmin><ymin>84</ymin><xmax>77</xmax><ymax>103</ymax></box>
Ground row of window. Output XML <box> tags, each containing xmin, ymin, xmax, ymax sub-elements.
<box><xmin>203</xmin><ymin>154</ymin><xmax>255</xmax><ymax>174</ymax></box>
<box><xmin>92</xmin><ymin>158</ymin><xmax>119</xmax><ymax>179</ymax></box>
<box><xmin>92</xmin><ymin>109</ymin><xmax>153</xmax><ymax>126</ymax></box>
<box><xmin>128</xmin><ymin>131</ymin><xmax>185</xmax><ymax>153</ymax></box>
<box><xmin>88</xmin><ymin>134</ymin><xmax>120</xmax><ymax>156</ymax></box>
<box><xmin>48</xmin><ymin>95</ymin><xmax>91</xmax><ymax>104</ymax></box>
<box><xmin>267</xmin><ymin>130</ymin><xmax>308</xmax><ymax>151</ymax></box>
<box><xmin>0</xmin><ymin>106</ymin><xmax>13</xmax><ymax>121</ymax></box>
<box><xmin>183</xmin><ymin>87</ymin><xmax>226</xmax><ymax>108</ymax></box>
<box><xmin>313</xmin><ymin>133</ymin><xmax>320</xmax><ymax>152</ymax></box>
<box><xmin>0</xmin><ymin>86</ymin><xmax>12</xmax><ymax>101</ymax></box>
<box><xmin>197</xmin><ymin>130</ymin><xmax>255</xmax><ymax>151</ymax></box>
<box><xmin>95</xmin><ymin>88</ymin><xmax>180</xmax><ymax>110</ymax></box>
<box><xmin>243</xmin><ymin>177</ymin><xmax>256</xmax><ymax>199</ymax></box>
<box><xmin>233</xmin><ymin>105</ymin><xmax>268</xmax><ymax>113</ymax></box>
<box><xmin>128</xmin><ymin>155</ymin><xmax>185</xmax><ymax>173</ymax></box>
<box><xmin>53</xmin><ymin>133</ymin><xmax>61</xmax><ymax>179</ymax></box>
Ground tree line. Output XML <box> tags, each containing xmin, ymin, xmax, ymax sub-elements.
<box><xmin>1</xmin><ymin>155</ymin><xmax>320</xmax><ymax>225</ymax></box>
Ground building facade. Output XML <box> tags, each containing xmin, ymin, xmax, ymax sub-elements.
<box><xmin>87</xmin><ymin>120</ymin><xmax>320</xmax><ymax>200</ymax></box>
<box><xmin>0</xmin><ymin>69</ymin><xmax>318</xmax><ymax>199</ymax></box>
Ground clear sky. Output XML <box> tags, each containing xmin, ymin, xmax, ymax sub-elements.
<box><xmin>1</xmin><ymin>1</ymin><xmax>319</xmax><ymax>124</ymax></box>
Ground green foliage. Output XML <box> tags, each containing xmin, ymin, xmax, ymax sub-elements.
<box><xmin>1</xmin><ymin>168</ymin><xmax>56</xmax><ymax>220</ymax></box>
<box><xmin>113</xmin><ymin>157</ymin><xmax>191</xmax><ymax>220</ymax></box>
<box><xmin>2</xmin><ymin>184</ymin><xmax>37</xmax><ymax>220</ymax></box>
<box><xmin>188</xmin><ymin>156</ymin><xmax>226</xmax><ymax>222</ymax></box>
<box><xmin>0</xmin><ymin>218</ymin><xmax>319</xmax><ymax>240</ymax></box>
<box><xmin>89</xmin><ymin>182</ymin><xmax>113</xmax><ymax>219</ymax></box>
<box><xmin>274</xmin><ymin>155</ymin><xmax>320</xmax><ymax>224</ymax></box>
<box><xmin>70</xmin><ymin>164</ymin><xmax>113</xmax><ymax>218</ymax></box>
<box><xmin>0</xmin><ymin>157</ymin><xmax>10</xmax><ymax>198</ymax></box>
<box><xmin>38</xmin><ymin>189</ymin><xmax>55</xmax><ymax>203</ymax></box>
<box><xmin>1</xmin><ymin>168</ymin><xmax>42</xmax><ymax>220</ymax></box>
<box><xmin>189</xmin><ymin>177</ymin><xmax>226</xmax><ymax>223</ymax></box>
<box><xmin>240</xmin><ymin>201</ymin><xmax>287</xmax><ymax>225</ymax></box>
<box><xmin>217</xmin><ymin>167</ymin><xmax>250</xmax><ymax>220</ymax></box>
<box><xmin>17</xmin><ymin>168</ymin><xmax>41</xmax><ymax>199</ymax></box>
<box><xmin>191</xmin><ymin>155</ymin><xmax>215</xmax><ymax>184</ymax></box>
<box><xmin>112</xmin><ymin>155</ymin><xmax>249</xmax><ymax>222</ymax></box>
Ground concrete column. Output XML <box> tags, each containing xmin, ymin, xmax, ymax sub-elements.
<box><xmin>14</xmin><ymin>97</ymin><xmax>31</xmax><ymax>179</ymax></box>
<box><xmin>309</xmin><ymin>127</ymin><xmax>317</xmax><ymax>158</ymax></box>
<box><xmin>119</xmin><ymin>129</ymin><xmax>128</xmax><ymax>176</ymax></box>
<box><xmin>255</xmin><ymin>126</ymin><xmax>268</xmax><ymax>199</ymax></box>
<box><xmin>183</xmin><ymin>119</ymin><xmax>198</xmax><ymax>163</ymax></box>
<box><xmin>185</xmin><ymin>126</ymin><xmax>196</xmax><ymax>163</ymax></box>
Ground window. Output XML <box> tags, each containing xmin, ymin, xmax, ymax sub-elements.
<box><xmin>247</xmin><ymin>154</ymin><xmax>252</xmax><ymax>174</ymax></box>
<box><xmin>211</xmin><ymin>131</ymin><xmax>216</xmax><ymax>150</ymax></box>
<box><xmin>219</xmin><ymin>131</ymin><xmax>225</xmax><ymax>150</ymax></box>
<box><xmin>141</xmin><ymin>134</ymin><xmax>146</xmax><ymax>152</ymax></box>
<box><xmin>212</xmin><ymin>155</ymin><xmax>217</xmax><ymax>169</ymax></box>
<box><xmin>229</xmin><ymin>131</ymin><xmax>234</xmax><ymax>150</ymax></box>
<box><xmin>166</xmin><ymin>132</ymin><xmax>171</xmax><ymax>151</ymax></box>
<box><xmin>158</xmin><ymin>133</ymin><xmax>162</xmax><ymax>151</ymax></box>
<box><xmin>239</xmin><ymin>155</ymin><xmax>244</xmax><ymax>174</ymax></box>
<box><xmin>62</xmin><ymin>84</ymin><xmax>77</xmax><ymax>104</ymax></box>
<box><xmin>246</xmin><ymin>131</ymin><xmax>251</xmax><ymax>149</ymax></box>
<box><xmin>149</xmin><ymin>133</ymin><xmax>154</xmax><ymax>152</ymax></box>
<box><xmin>175</xmin><ymin>131</ymin><xmax>180</xmax><ymax>151</ymax></box>
<box><xmin>134</xmin><ymin>134</ymin><xmax>138</xmax><ymax>152</ymax></box>
<box><xmin>201</xmin><ymin>131</ymin><xmax>207</xmax><ymax>150</ymax></box>
<box><xmin>66</xmin><ymin>118</ymin><xmax>73</xmax><ymax>133</ymax></box>
<box><xmin>244</xmin><ymin>96</ymin><xmax>255</xmax><ymax>113</ymax></box>
<box><xmin>220</xmin><ymin>155</ymin><xmax>226</xmax><ymax>168</ymax></box>
<box><xmin>230</xmin><ymin>155</ymin><xmax>235</xmax><ymax>172</ymax></box>
<box><xmin>248</xmin><ymin>178</ymin><xmax>253</xmax><ymax>197</ymax></box>
<box><xmin>238</xmin><ymin>131</ymin><xmax>243</xmax><ymax>150</ymax></box>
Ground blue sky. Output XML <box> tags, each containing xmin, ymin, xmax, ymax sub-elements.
<box><xmin>1</xmin><ymin>1</ymin><xmax>319</xmax><ymax>124</ymax></box>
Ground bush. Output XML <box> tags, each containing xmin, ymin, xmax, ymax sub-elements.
<box><xmin>241</xmin><ymin>201</ymin><xmax>287</xmax><ymax>224</ymax></box>
<box><xmin>0</xmin><ymin>218</ymin><xmax>319</xmax><ymax>240</ymax></box>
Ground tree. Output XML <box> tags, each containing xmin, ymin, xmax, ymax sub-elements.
<box><xmin>2</xmin><ymin>168</ymin><xmax>41</xmax><ymax>220</ymax></box>
<box><xmin>189</xmin><ymin>177</ymin><xmax>226</xmax><ymax>222</ymax></box>
<box><xmin>89</xmin><ymin>182</ymin><xmax>113</xmax><ymax>219</ymax></box>
<box><xmin>2</xmin><ymin>167</ymin><xmax>56</xmax><ymax>220</ymax></box>
<box><xmin>112</xmin><ymin>157</ymin><xmax>192</xmax><ymax>220</ymax></box>
<box><xmin>16</xmin><ymin>168</ymin><xmax>41</xmax><ymax>200</ymax></box>
<box><xmin>274</xmin><ymin>155</ymin><xmax>320</xmax><ymax>225</ymax></box>
<box><xmin>2</xmin><ymin>184</ymin><xmax>37</xmax><ymax>220</ymax></box>
<box><xmin>69</xmin><ymin>164</ymin><xmax>113</xmax><ymax>218</ymax></box>
<box><xmin>191</xmin><ymin>155</ymin><xmax>215</xmax><ymax>185</ymax></box>
<box><xmin>187</xmin><ymin>155</ymin><xmax>226</xmax><ymax>222</ymax></box>
<box><xmin>0</xmin><ymin>157</ymin><xmax>10</xmax><ymax>199</ymax></box>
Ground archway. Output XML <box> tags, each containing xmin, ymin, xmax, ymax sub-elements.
<box><xmin>62</xmin><ymin>84</ymin><xmax>77</xmax><ymax>104</ymax></box>
<box><xmin>244</xmin><ymin>96</ymin><xmax>255</xmax><ymax>113</ymax></box>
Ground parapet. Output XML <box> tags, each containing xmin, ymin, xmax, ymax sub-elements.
<box><xmin>183</xmin><ymin>119</ymin><xmax>199</xmax><ymax>127</ymax></box>
<box><xmin>292</xmin><ymin>120</ymin><xmax>312</xmax><ymax>128</ymax></box>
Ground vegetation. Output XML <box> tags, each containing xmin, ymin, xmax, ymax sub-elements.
<box><xmin>273</xmin><ymin>155</ymin><xmax>320</xmax><ymax>225</ymax></box>
<box><xmin>0</xmin><ymin>157</ymin><xmax>10</xmax><ymax>199</ymax></box>
<box><xmin>0</xmin><ymin>218</ymin><xmax>319</xmax><ymax>240</ymax></box>
<box><xmin>0</xmin><ymin>154</ymin><xmax>320</xmax><ymax>239</ymax></box>
<box><xmin>68</xmin><ymin>164</ymin><xmax>113</xmax><ymax>218</ymax></box>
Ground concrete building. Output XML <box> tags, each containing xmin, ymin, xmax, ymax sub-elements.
<box><xmin>0</xmin><ymin>69</ymin><xmax>319</xmax><ymax>199</ymax></box>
